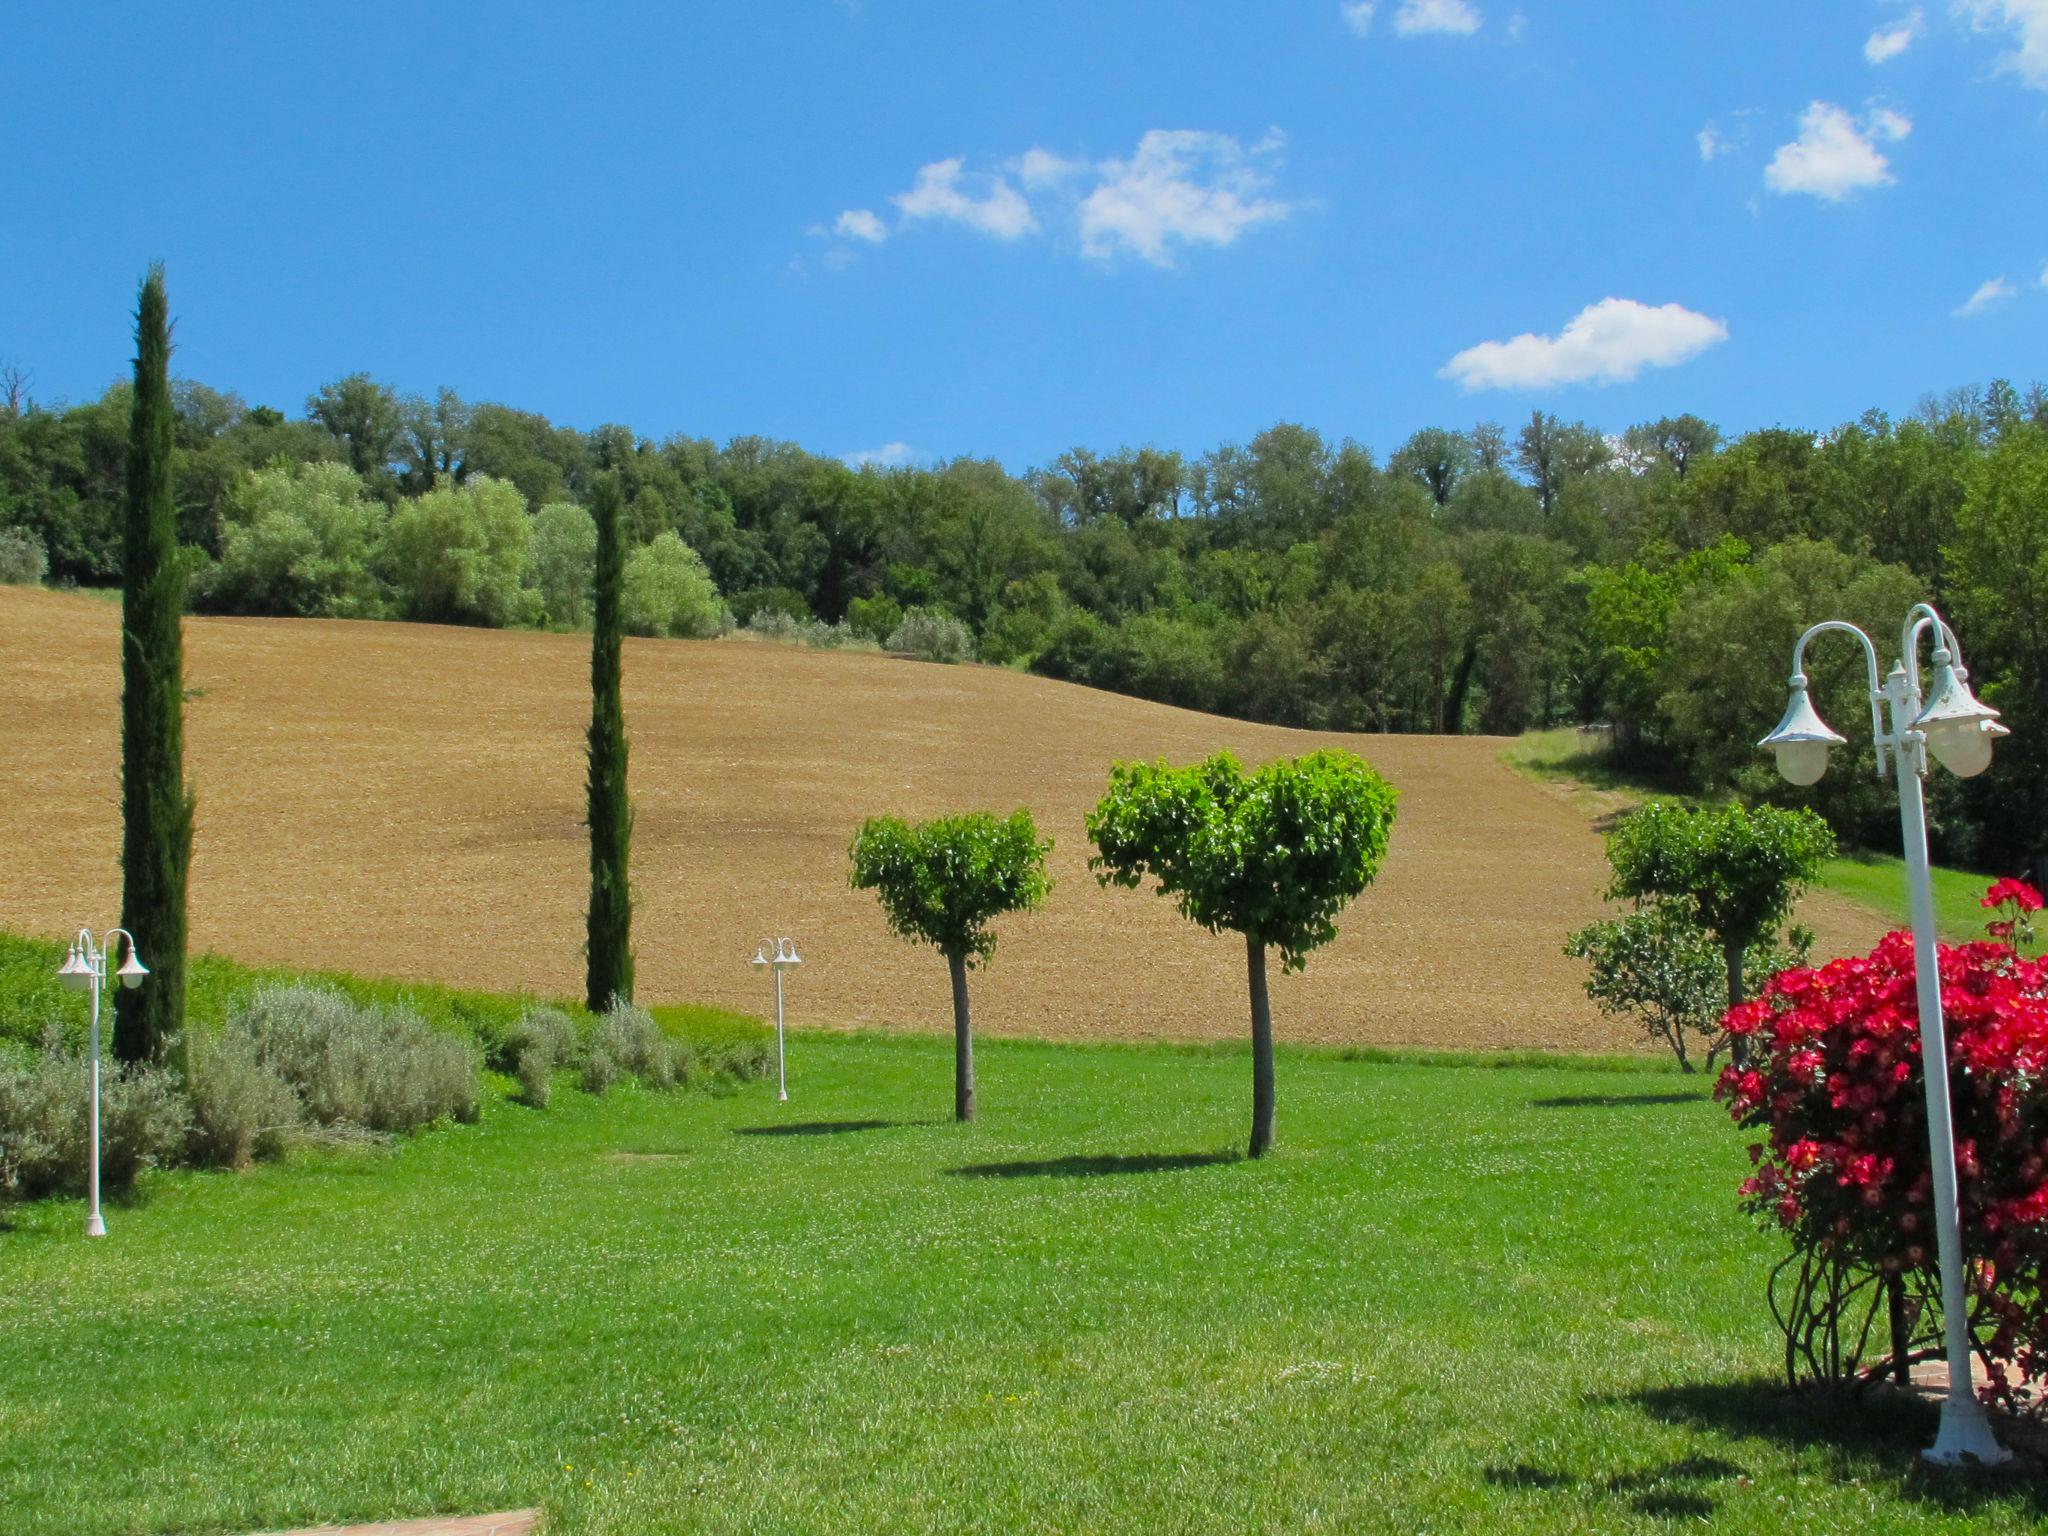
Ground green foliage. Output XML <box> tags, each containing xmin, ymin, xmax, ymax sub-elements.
<box><xmin>196</xmin><ymin>459</ymin><xmax>386</xmax><ymax>617</ymax></box>
<box><xmin>0</xmin><ymin>1048</ymin><xmax>186</xmax><ymax>1200</ymax></box>
<box><xmin>849</xmin><ymin>810</ymin><xmax>1052</xmax><ymax>965</ymax></box>
<box><xmin>0</xmin><ymin>526</ymin><xmax>46</xmax><ymax>584</ymax></box>
<box><xmin>530</xmin><ymin>500</ymin><xmax>598</xmax><ymax>628</ymax></box>
<box><xmin>1605</xmin><ymin>800</ymin><xmax>1835</xmax><ymax>967</ymax></box>
<box><xmin>116</xmin><ymin>265</ymin><xmax>194</xmax><ymax>1065</ymax></box>
<box><xmin>845</xmin><ymin>592</ymin><xmax>903</xmax><ymax>644</ymax></box>
<box><xmin>586</xmin><ymin>475</ymin><xmax>634</xmax><ymax>1013</ymax></box>
<box><xmin>380</xmin><ymin>474</ymin><xmax>533</xmax><ymax>627</ymax></box>
<box><xmin>182</xmin><ymin>1024</ymin><xmax>302</xmax><ymax>1166</ymax></box>
<box><xmin>1566</xmin><ymin>903</ymin><xmax>1731</xmax><ymax>1072</ymax></box>
<box><xmin>620</xmin><ymin>530</ymin><xmax>728</xmax><ymax>638</ymax></box>
<box><xmin>886</xmin><ymin>606</ymin><xmax>973</xmax><ymax>663</ymax></box>
<box><xmin>1086</xmin><ymin>751</ymin><xmax>1397</xmax><ymax>972</ymax></box>
<box><xmin>730</xmin><ymin>584</ymin><xmax>812</xmax><ymax>625</ymax></box>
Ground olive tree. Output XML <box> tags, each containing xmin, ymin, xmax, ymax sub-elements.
<box><xmin>1087</xmin><ymin>751</ymin><xmax>1397</xmax><ymax>1158</ymax></box>
<box><xmin>849</xmin><ymin>810</ymin><xmax>1052</xmax><ymax>1122</ymax></box>
<box><xmin>1604</xmin><ymin>799</ymin><xmax>1835</xmax><ymax>1015</ymax></box>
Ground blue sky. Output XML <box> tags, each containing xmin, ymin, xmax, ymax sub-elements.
<box><xmin>3</xmin><ymin>2</ymin><xmax>2045</xmax><ymax>471</ymax></box>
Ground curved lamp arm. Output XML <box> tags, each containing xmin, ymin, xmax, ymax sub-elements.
<box><xmin>1790</xmin><ymin>620</ymin><xmax>1888</xmax><ymax>775</ymax></box>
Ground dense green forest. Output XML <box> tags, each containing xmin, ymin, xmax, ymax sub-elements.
<box><xmin>2</xmin><ymin>368</ymin><xmax>2044</xmax><ymax>872</ymax></box>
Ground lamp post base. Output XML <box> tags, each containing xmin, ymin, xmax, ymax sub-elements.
<box><xmin>84</xmin><ymin>1212</ymin><xmax>106</xmax><ymax>1238</ymax></box>
<box><xmin>1924</xmin><ymin>1397</ymin><xmax>2012</xmax><ymax>1468</ymax></box>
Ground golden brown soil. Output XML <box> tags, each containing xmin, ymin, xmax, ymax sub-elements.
<box><xmin>0</xmin><ymin>588</ymin><xmax>1887</xmax><ymax>1051</ymax></box>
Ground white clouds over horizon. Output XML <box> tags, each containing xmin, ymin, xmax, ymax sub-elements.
<box><xmin>1866</xmin><ymin>10</ymin><xmax>1924</xmax><ymax>62</ymax></box>
<box><xmin>1441</xmin><ymin>298</ymin><xmax>1730</xmax><ymax>391</ymax></box>
<box><xmin>1956</xmin><ymin>0</ymin><xmax>2048</xmax><ymax>90</ymax></box>
<box><xmin>1393</xmin><ymin>0</ymin><xmax>1482</xmax><ymax>34</ymax></box>
<box><xmin>814</xmin><ymin>129</ymin><xmax>1297</xmax><ymax>269</ymax></box>
<box><xmin>1339</xmin><ymin>0</ymin><xmax>1481</xmax><ymax>36</ymax></box>
<box><xmin>844</xmin><ymin>441</ymin><xmax>919</xmax><ymax>468</ymax></box>
<box><xmin>1764</xmin><ymin>101</ymin><xmax>1911</xmax><ymax>200</ymax></box>
<box><xmin>1955</xmin><ymin>276</ymin><xmax>2017</xmax><ymax>315</ymax></box>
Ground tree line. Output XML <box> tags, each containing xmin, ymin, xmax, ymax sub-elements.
<box><xmin>4</xmin><ymin>363</ymin><xmax>2044</xmax><ymax>871</ymax></box>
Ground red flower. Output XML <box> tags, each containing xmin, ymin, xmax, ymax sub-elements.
<box><xmin>1983</xmin><ymin>878</ymin><xmax>2044</xmax><ymax>913</ymax></box>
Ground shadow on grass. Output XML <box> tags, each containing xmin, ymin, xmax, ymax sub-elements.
<box><xmin>1617</xmin><ymin>1378</ymin><xmax>2044</xmax><ymax>1514</ymax></box>
<box><xmin>1528</xmin><ymin>1092</ymin><xmax>1707</xmax><ymax>1109</ymax></box>
<box><xmin>947</xmin><ymin>1151</ymin><xmax>1242</xmax><ymax>1179</ymax></box>
<box><xmin>734</xmin><ymin>1119</ymin><xmax>926</xmax><ymax>1137</ymax></box>
<box><xmin>1485</xmin><ymin>1454</ymin><xmax>1745</xmax><ymax>1519</ymax></box>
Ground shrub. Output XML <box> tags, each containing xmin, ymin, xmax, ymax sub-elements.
<box><xmin>886</xmin><ymin>607</ymin><xmax>973</xmax><ymax>664</ymax></box>
<box><xmin>380</xmin><ymin>474</ymin><xmax>534</xmax><ymax>628</ymax></box>
<box><xmin>530</xmin><ymin>501</ymin><xmax>598</xmax><ymax>628</ymax></box>
<box><xmin>1717</xmin><ymin>880</ymin><xmax>2048</xmax><ymax>1404</ymax></box>
<box><xmin>846</xmin><ymin>593</ymin><xmax>903</xmax><ymax>644</ymax></box>
<box><xmin>589</xmin><ymin>1001</ymin><xmax>686</xmax><ymax>1090</ymax></box>
<box><xmin>199</xmin><ymin>461</ymin><xmax>386</xmax><ymax>618</ymax></box>
<box><xmin>0</xmin><ymin>527</ymin><xmax>47</xmax><ymax>586</ymax></box>
<box><xmin>580</xmin><ymin>1043</ymin><xmax>620</xmax><ymax>1096</ymax></box>
<box><xmin>730</xmin><ymin>585</ymin><xmax>812</xmax><ymax>626</ymax></box>
<box><xmin>0</xmin><ymin>1047</ymin><xmax>185</xmax><ymax>1200</ymax></box>
<box><xmin>507</xmin><ymin>1005</ymin><xmax>580</xmax><ymax>1107</ymax></box>
<box><xmin>622</xmin><ymin>532</ymin><xmax>729</xmax><ymax>639</ymax></box>
<box><xmin>224</xmin><ymin>984</ymin><xmax>479</xmax><ymax>1133</ymax></box>
<box><xmin>183</xmin><ymin>1027</ymin><xmax>303</xmax><ymax>1167</ymax></box>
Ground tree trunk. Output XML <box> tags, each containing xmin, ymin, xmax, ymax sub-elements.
<box><xmin>115</xmin><ymin>266</ymin><xmax>193</xmax><ymax>1065</ymax></box>
<box><xmin>1442</xmin><ymin>644</ymin><xmax>1478</xmax><ymax>736</ymax></box>
<box><xmin>948</xmin><ymin>950</ymin><xmax>975</xmax><ymax>1123</ymax></box>
<box><xmin>1723</xmin><ymin>938</ymin><xmax>1748</xmax><ymax>1070</ymax></box>
<box><xmin>1246</xmin><ymin>934</ymin><xmax>1275</xmax><ymax>1158</ymax></box>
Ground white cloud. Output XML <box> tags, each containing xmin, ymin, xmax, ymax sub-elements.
<box><xmin>1956</xmin><ymin>0</ymin><xmax>2048</xmax><ymax>90</ymax></box>
<box><xmin>1955</xmin><ymin>276</ymin><xmax>2017</xmax><ymax>315</ymax></box>
<box><xmin>1866</xmin><ymin>10</ymin><xmax>1924</xmax><ymax>62</ymax></box>
<box><xmin>1697</xmin><ymin>123</ymin><xmax>1727</xmax><ymax>162</ymax></box>
<box><xmin>845</xmin><ymin>441</ymin><xmax>918</xmax><ymax>468</ymax></box>
<box><xmin>1012</xmin><ymin>147</ymin><xmax>1086</xmax><ymax>189</ymax></box>
<box><xmin>1340</xmin><ymin>1</ymin><xmax>1377</xmax><ymax>35</ymax></box>
<box><xmin>1441</xmin><ymin>298</ymin><xmax>1730</xmax><ymax>391</ymax></box>
<box><xmin>1078</xmin><ymin>129</ymin><xmax>1294</xmax><ymax>266</ymax></box>
<box><xmin>1393</xmin><ymin>0</ymin><xmax>1482</xmax><ymax>34</ymax></box>
<box><xmin>821</xmin><ymin>130</ymin><xmax>1297</xmax><ymax>268</ymax></box>
<box><xmin>1764</xmin><ymin>101</ymin><xmax>1910</xmax><ymax>200</ymax></box>
<box><xmin>2040</xmin><ymin>258</ymin><xmax>2048</xmax><ymax>288</ymax></box>
<box><xmin>893</xmin><ymin>158</ymin><xmax>1037</xmax><ymax>239</ymax></box>
<box><xmin>834</xmin><ymin>208</ymin><xmax>887</xmax><ymax>243</ymax></box>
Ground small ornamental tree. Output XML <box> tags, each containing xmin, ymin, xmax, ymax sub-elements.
<box><xmin>1717</xmin><ymin>881</ymin><xmax>2048</xmax><ymax>1405</ymax></box>
<box><xmin>1087</xmin><ymin>751</ymin><xmax>1397</xmax><ymax>1158</ymax></box>
<box><xmin>1606</xmin><ymin>800</ymin><xmax>1835</xmax><ymax>1013</ymax></box>
<box><xmin>585</xmin><ymin>475</ymin><xmax>634</xmax><ymax>1012</ymax></box>
<box><xmin>115</xmin><ymin>265</ymin><xmax>196</xmax><ymax>1064</ymax></box>
<box><xmin>849</xmin><ymin>810</ymin><xmax>1051</xmax><ymax>1122</ymax></box>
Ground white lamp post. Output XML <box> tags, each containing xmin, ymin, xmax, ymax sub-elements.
<box><xmin>1758</xmin><ymin>602</ymin><xmax>2010</xmax><ymax>1467</ymax></box>
<box><xmin>55</xmin><ymin>927</ymin><xmax>148</xmax><ymax>1239</ymax></box>
<box><xmin>751</xmin><ymin>937</ymin><xmax>801</xmax><ymax>1102</ymax></box>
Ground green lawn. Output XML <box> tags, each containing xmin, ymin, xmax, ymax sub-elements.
<box><xmin>3</xmin><ymin>1028</ymin><xmax>2040</xmax><ymax>1533</ymax></box>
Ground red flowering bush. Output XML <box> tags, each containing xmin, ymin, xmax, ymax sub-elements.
<box><xmin>1716</xmin><ymin>880</ymin><xmax>2048</xmax><ymax>1405</ymax></box>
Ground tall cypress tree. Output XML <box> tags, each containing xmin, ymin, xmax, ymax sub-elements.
<box><xmin>115</xmin><ymin>265</ymin><xmax>195</xmax><ymax>1063</ymax></box>
<box><xmin>585</xmin><ymin>472</ymin><xmax>634</xmax><ymax>1011</ymax></box>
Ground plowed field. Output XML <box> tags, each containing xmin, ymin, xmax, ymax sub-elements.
<box><xmin>0</xmin><ymin>588</ymin><xmax>1885</xmax><ymax>1050</ymax></box>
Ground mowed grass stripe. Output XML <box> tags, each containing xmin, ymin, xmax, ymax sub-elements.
<box><xmin>3</xmin><ymin>1036</ymin><xmax>2033</xmax><ymax>1535</ymax></box>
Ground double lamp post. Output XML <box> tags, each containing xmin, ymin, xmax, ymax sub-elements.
<box><xmin>1759</xmin><ymin>601</ymin><xmax>2011</xmax><ymax>1467</ymax></box>
<box><xmin>54</xmin><ymin>927</ymin><xmax>149</xmax><ymax>1239</ymax></box>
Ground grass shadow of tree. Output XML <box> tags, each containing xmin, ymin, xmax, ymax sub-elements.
<box><xmin>947</xmin><ymin>1151</ymin><xmax>1242</xmax><ymax>1179</ymax></box>
<box><xmin>1527</xmin><ymin>1092</ymin><xmax>1707</xmax><ymax>1109</ymax></box>
<box><xmin>1616</xmin><ymin>1378</ymin><xmax>2045</xmax><ymax>1515</ymax></box>
<box><xmin>1483</xmin><ymin>1454</ymin><xmax>1744</xmax><ymax>1519</ymax></box>
<box><xmin>733</xmin><ymin>1119</ymin><xmax>931</xmax><ymax>1137</ymax></box>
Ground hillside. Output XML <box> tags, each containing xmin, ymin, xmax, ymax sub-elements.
<box><xmin>0</xmin><ymin>588</ymin><xmax>1885</xmax><ymax>1051</ymax></box>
